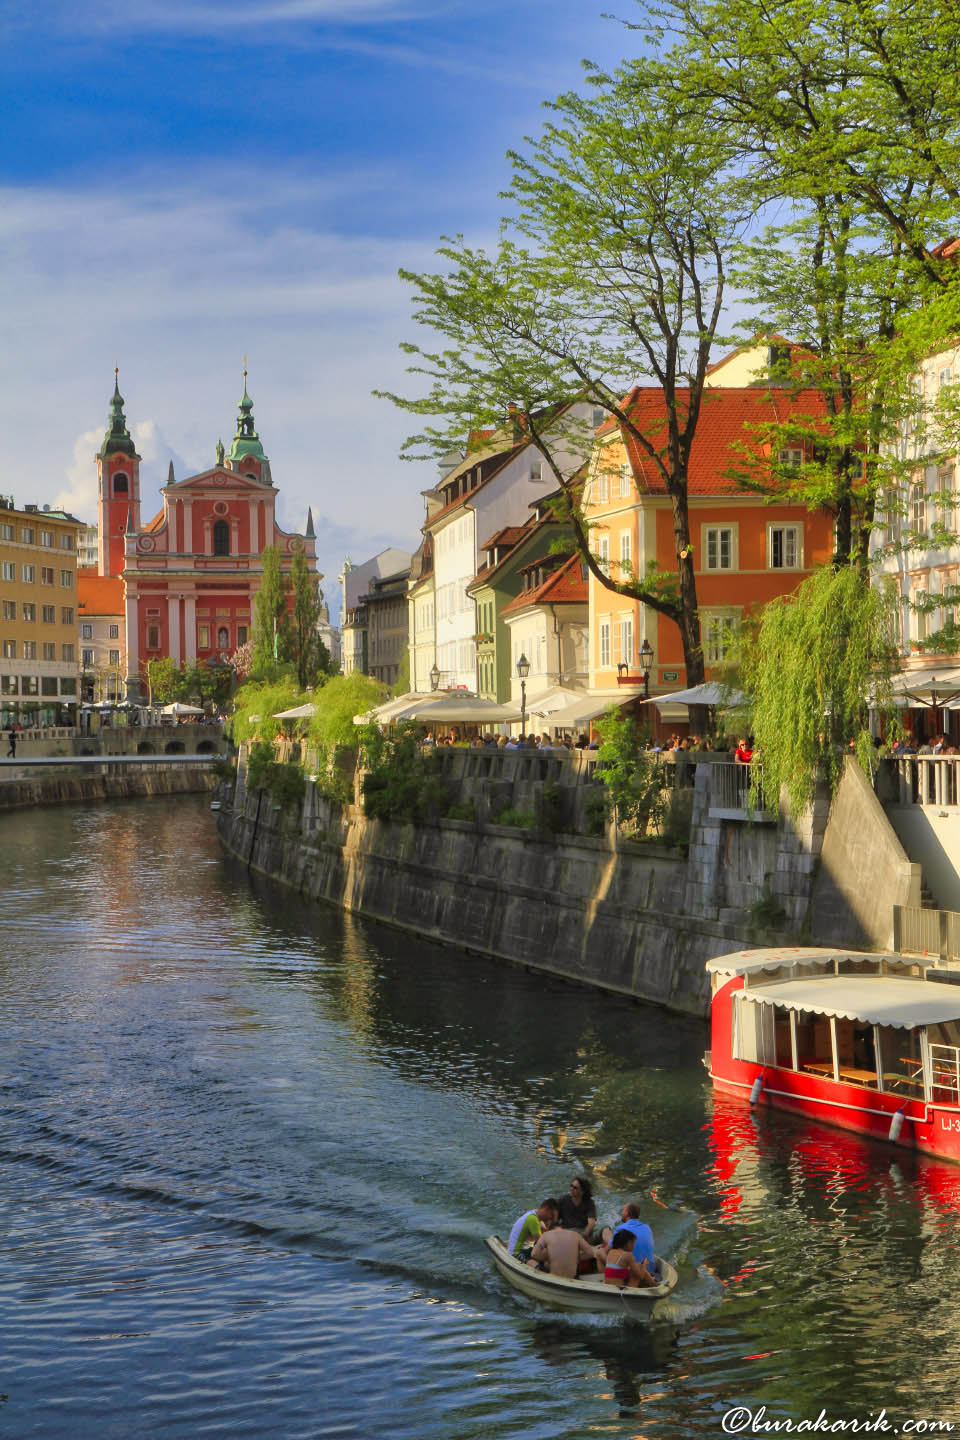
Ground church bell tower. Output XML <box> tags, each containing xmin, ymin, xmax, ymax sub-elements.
<box><xmin>96</xmin><ymin>370</ymin><xmax>141</xmax><ymax>577</ymax></box>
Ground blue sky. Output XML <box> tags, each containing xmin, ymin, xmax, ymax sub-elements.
<box><xmin>1</xmin><ymin>0</ymin><xmax>634</xmax><ymax>619</ymax></box>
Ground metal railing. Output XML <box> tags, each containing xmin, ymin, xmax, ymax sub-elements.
<box><xmin>894</xmin><ymin>904</ymin><xmax>960</xmax><ymax>963</ymax></box>
<box><xmin>707</xmin><ymin>761</ymin><xmax>772</xmax><ymax>818</ymax></box>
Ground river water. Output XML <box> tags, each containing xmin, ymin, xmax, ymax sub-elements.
<box><xmin>4</xmin><ymin>797</ymin><xmax>960</xmax><ymax>1439</ymax></box>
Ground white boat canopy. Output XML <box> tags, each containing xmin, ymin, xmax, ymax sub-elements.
<box><xmin>743</xmin><ymin>975</ymin><xmax>960</xmax><ymax>1028</ymax></box>
<box><xmin>706</xmin><ymin>947</ymin><xmax>881</xmax><ymax>978</ymax></box>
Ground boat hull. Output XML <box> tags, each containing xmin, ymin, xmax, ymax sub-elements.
<box><xmin>484</xmin><ymin>1235</ymin><xmax>678</xmax><ymax>1316</ymax></box>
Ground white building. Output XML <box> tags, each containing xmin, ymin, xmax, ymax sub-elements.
<box><xmin>421</xmin><ymin>402</ymin><xmax>600</xmax><ymax>691</ymax></box>
<box><xmin>338</xmin><ymin>548</ymin><xmax>411</xmax><ymax>675</ymax></box>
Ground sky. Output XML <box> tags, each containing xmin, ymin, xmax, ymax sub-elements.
<box><xmin>0</xmin><ymin>0</ymin><xmax>635</xmax><ymax>621</ymax></box>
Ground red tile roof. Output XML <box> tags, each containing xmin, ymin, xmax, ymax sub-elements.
<box><xmin>78</xmin><ymin>570</ymin><xmax>124</xmax><ymax>615</ymax></box>
<box><xmin>480</xmin><ymin>525</ymin><xmax>527</xmax><ymax>552</ymax></box>
<box><xmin>501</xmin><ymin>554</ymin><xmax>587</xmax><ymax>614</ymax></box>
<box><xmin>606</xmin><ymin>385</ymin><xmax>831</xmax><ymax>495</ymax></box>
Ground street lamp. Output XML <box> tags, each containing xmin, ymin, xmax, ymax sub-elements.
<box><xmin>429</xmin><ymin>662</ymin><xmax>441</xmax><ymax>691</ymax></box>
<box><xmin>516</xmin><ymin>652</ymin><xmax>530</xmax><ymax>737</ymax></box>
<box><xmin>639</xmin><ymin>637</ymin><xmax>654</xmax><ymax>699</ymax></box>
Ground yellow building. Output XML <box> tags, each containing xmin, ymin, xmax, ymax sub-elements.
<box><xmin>0</xmin><ymin>499</ymin><xmax>82</xmax><ymax>728</ymax></box>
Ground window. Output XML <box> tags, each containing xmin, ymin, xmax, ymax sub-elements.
<box><xmin>22</xmin><ymin>674</ymin><xmax>38</xmax><ymax>695</ymax></box>
<box><xmin>618</xmin><ymin>615</ymin><xmax>634</xmax><ymax>667</ymax></box>
<box><xmin>703</xmin><ymin>610</ymin><xmax>738</xmax><ymax>663</ymax></box>
<box><xmin>40</xmin><ymin>530</ymin><xmax>53</xmax><ymax>548</ymax></box>
<box><xmin>42</xmin><ymin>605</ymin><xmax>55</xmax><ymax>624</ymax></box>
<box><xmin>61</xmin><ymin>643</ymin><xmax>74</xmax><ymax>662</ymax></box>
<box><xmin>596</xmin><ymin>534</ymin><xmax>610</xmax><ymax>574</ymax></box>
<box><xmin>198</xmin><ymin>624</ymin><xmax>210</xmax><ymax>648</ymax></box>
<box><xmin>22</xmin><ymin>603</ymin><xmax>35</xmax><ymax>622</ymax></box>
<box><xmin>60</xmin><ymin>570</ymin><xmax>73</xmax><ymax>587</ymax></box>
<box><xmin>938</xmin><ymin>464</ymin><xmax>956</xmax><ymax>532</ymax></box>
<box><xmin>81</xmin><ymin>623</ymin><xmax>93</xmax><ymax>640</ymax></box>
<box><xmin>599</xmin><ymin>618</ymin><xmax>611</xmax><ymax>668</ymax></box>
<box><xmin>592</xmin><ymin>407</ymin><xmax>605</xmax><ymax>429</ymax></box>
<box><xmin>22</xmin><ymin>564</ymin><xmax>35</xmax><ymax>583</ymax></box>
<box><xmin>61</xmin><ymin>607</ymin><xmax>74</xmax><ymax>625</ymax></box>
<box><xmin>217</xmin><ymin>626</ymin><xmax>229</xmax><ymax>649</ymax></box>
<box><xmin>20</xmin><ymin>526</ymin><xmax>34</xmax><ymax>544</ymax></box>
<box><xmin>620</xmin><ymin>531</ymin><xmax>632</xmax><ymax>574</ymax></box>
<box><xmin>594</xmin><ymin>472</ymin><xmax>609</xmax><ymax>504</ymax></box>
<box><xmin>1</xmin><ymin>563</ymin><xmax>13</xmax><ymax>581</ymax></box>
<box><xmin>237</xmin><ymin>625</ymin><xmax>247</xmax><ymax>646</ymax></box>
<box><xmin>529</xmin><ymin>460</ymin><xmax>543</xmax><ymax>482</ymax></box>
<box><xmin>22</xmin><ymin>640</ymin><xmax>36</xmax><ymax>659</ymax></box>
<box><xmin>60</xmin><ymin>534</ymin><xmax>73</xmax><ymax>550</ymax></box>
<box><xmin>2</xmin><ymin>601</ymin><xmax>14</xmax><ymax>621</ymax></box>
<box><xmin>114</xmin><ymin>473</ymin><xmax>129</xmax><ymax>495</ymax></box>
<box><xmin>618</xmin><ymin>463</ymin><xmax>632</xmax><ymax>498</ymax></box>
<box><xmin>147</xmin><ymin>626</ymin><xmax>160</xmax><ymax>650</ymax></box>
<box><xmin>0</xmin><ymin>675</ymin><xmax>16</xmax><ymax>694</ymax></box>
<box><xmin>703</xmin><ymin>526</ymin><xmax>735</xmax><ymax>570</ymax></box>
<box><xmin>42</xmin><ymin>643</ymin><xmax>56</xmax><ymax>661</ymax></box>
<box><xmin>41</xmin><ymin>676</ymin><xmax>58</xmax><ymax>696</ymax></box>
<box><xmin>60</xmin><ymin>678</ymin><xmax>76</xmax><ymax>695</ymax></box>
<box><xmin>40</xmin><ymin>567</ymin><xmax>54</xmax><ymax>585</ymax></box>
<box><xmin>769</xmin><ymin>524</ymin><xmax>801</xmax><ymax>569</ymax></box>
<box><xmin>2</xmin><ymin>640</ymin><xmax>15</xmax><ymax>659</ymax></box>
<box><xmin>912</xmin><ymin>483</ymin><xmax>927</xmax><ymax>534</ymax></box>
<box><xmin>213</xmin><ymin>519</ymin><xmax>230</xmax><ymax>556</ymax></box>
<box><xmin>82</xmin><ymin>648</ymin><xmax>94</xmax><ymax>668</ymax></box>
<box><xmin>779</xmin><ymin>447</ymin><xmax>804</xmax><ymax>468</ymax></box>
<box><xmin>0</xmin><ymin>524</ymin><xmax>12</xmax><ymax>541</ymax></box>
<box><xmin>940</xmin><ymin>368</ymin><xmax>953</xmax><ymax>388</ymax></box>
<box><xmin>109</xmin><ymin>624</ymin><xmax>119</xmax><ymax>639</ymax></box>
<box><xmin>109</xmin><ymin>649</ymin><xmax>120</xmax><ymax>666</ymax></box>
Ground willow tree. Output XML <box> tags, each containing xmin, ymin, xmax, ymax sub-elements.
<box><xmin>737</xmin><ymin>567</ymin><xmax>901</xmax><ymax>817</ymax></box>
<box><xmin>379</xmin><ymin>57</ymin><xmax>748</xmax><ymax>714</ymax></box>
<box><xmin>251</xmin><ymin>545</ymin><xmax>293</xmax><ymax>680</ymax></box>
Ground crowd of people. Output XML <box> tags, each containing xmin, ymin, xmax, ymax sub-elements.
<box><xmin>506</xmin><ymin>1177</ymin><xmax>659</xmax><ymax>1290</ymax></box>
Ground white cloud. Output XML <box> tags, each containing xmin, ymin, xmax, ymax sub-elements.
<box><xmin>1</xmin><ymin>165</ymin><xmax>458</xmax><ymax>620</ymax></box>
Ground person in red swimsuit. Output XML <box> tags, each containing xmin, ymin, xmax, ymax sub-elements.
<box><xmin>603</xmin><ymin>1229</ymin><xmax>656</xmax><ymax>1288</ymax></box>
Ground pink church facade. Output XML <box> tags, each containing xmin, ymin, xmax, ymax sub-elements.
<box><xmin>92</xmin><ymin>372</ymin><xmax>318</xmax><ymax>698</ymax></box>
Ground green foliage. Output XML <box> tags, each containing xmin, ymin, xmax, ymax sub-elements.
<box><xmin>445</xmin><ymin>799</ymin><xmax>477</xmax><ymax>822</ymax></box>
<box><xmin>594</xmin><ymin>706</ymin><xmax>669</xmax><ymax>836</ymax></box>
<box><xmin>245</xmin><ymin>738</ymin><xmax>305</xmax><ymax>809</ymax></box>
<box><xmin>583</xmin><ymin>787</ymin><xmax>608</xmax><ymax>837</ymax></box>
<box><xmin>735</xmin><ymin>566</ymin><xmax>901</xmax><ymax>816</ymax></box>
<box><xmin>391</xmin><ymin>647</ymin><xmax>411</xmax><ymax>697</ymax></box>
<box><xmin>358</xmin><ymin>722</ymin><xmax>450</xmax><ymax>823</ymax></box>
<box><xmin>145</xmin><ymin>656</ymin><xmax>181</xmax><ymax>706</ymax></box>
<box><xmin>232</xmin><ymin>679</ymin><xmax>303</xmax><ymax>744</ymax></box>
<box><xmin>251</xmin><ymin>545</ymin><xmax>293</xmax><ymax>680</ymax></box>
<box><xmin>539</xmin><ymin>781</ymin><xmax>567</xmax><ymax>834</ymax></box>
<box><xmin>246</xmin><ymin>739</ymin><xmax>275</xmax><ymax>791</ymax></box>
<box><xmin>493</xmin><ymin>806</ymin><xmax>537</xmax><ymax>829</ymax></box>
<box><xmin>290</xmin><ymin>550</ymin><xmax>325</xmax><ymax>691</ymax></box>
<box><xmin>306</xmin><ymin>673</ymin><xmax>387</xmax><ymax>760</ymax></box>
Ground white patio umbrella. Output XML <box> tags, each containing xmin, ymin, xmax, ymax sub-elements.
<box><xmin>396</xmin><ymin>695</ymin><xmax>523</xmax><ymax>724</ymax></box>
<box><xmin>353</xmin><ymin>691</ymin><xmax>434</xmax><ymax>725</ymax></box>
<box><xmin>645</xmin><ymin>681</ymin><xmax>745</xmax><ymax>708</ymax></box>
<box><xmin>273</xmin><ymin>702</ymin><xmax>317</xmax><ymax>719</ymax></box>
<box><xmin>161</xmin><ymin>701</ymin><xmax>204</xmax><ymax>716</ymax></box>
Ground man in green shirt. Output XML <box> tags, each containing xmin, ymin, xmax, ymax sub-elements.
<box><xmin>507</xmin><ymin>1198</ymin><xmax>559</xmax><ymax>1257</ymax></box>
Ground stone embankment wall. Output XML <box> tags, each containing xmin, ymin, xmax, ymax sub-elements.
<box><xmin>217</xmin><ymin>750</ymin><xmax>916</xmax><ymax>1016</ymax></box>
<box><xmin>0</xmin><ymin>766</ymin><xmax>215</xmax><ymax>811</ymax></box>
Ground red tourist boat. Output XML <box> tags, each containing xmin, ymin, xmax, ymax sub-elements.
<box><xmin>706</xmin><ymin>946</ymin><xmax>960</xmax><ymax>1163</ymax></box>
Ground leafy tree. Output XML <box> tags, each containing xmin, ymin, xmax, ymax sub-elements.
<box><xmin>181</xmin><ymin>659</ymin><xmax>232</xmax><ymax>711</ymax></box>
<box><xmin>290</xmin><ymin>550</ymin><xmax>324</xmax><ymax>691</ymax></box>
<box><xmin>734</xmin><ymin>566</ymin><xmax>901</xmax><ymax>817</ymax></box>
<box><xmin>145</xmin><ymin>656</ymin><xmax>181</xmax><ymax>706</ymax></box>
<box><xmin>251</xmin><ymin>545</ymin><xmax>293</xmax><ymax>679</ymax></box>
<box><xmin>381</xmin><ymin>58</ymin><xmax>749</xmax><ymax>718</ymax></box>
<box><xmin>391</xmin><ymin>647</ymin><xmax>411</xmax><ymax>697</ymax></box>
<box><xmin>594</xmin><ymin>705</ymin><xmax>668</xmax><ymax>835</ymax></box>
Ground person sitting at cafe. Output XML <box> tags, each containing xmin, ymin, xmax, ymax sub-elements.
<box><xmin>602</xmin><ymin>1229</ymin><xmax>656</xmax><ymax>1289</ymax></box>
<box><xmin>507</xmin><ymin>1198</ymin><xmax>559</xmax><ymax>1258</ymax></box>
<box><xmin>528</xmin><ymin>1225</ymin><xmax>597</xmax><ymax>1279</ymax></box>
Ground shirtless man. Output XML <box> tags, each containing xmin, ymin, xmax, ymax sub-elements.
<box><xmin>528</xmin><ymin>1225</ymin><xmax>597</xmax><ymax>1279</ymax></box>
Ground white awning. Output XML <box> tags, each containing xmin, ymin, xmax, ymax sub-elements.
<box><xmin>706</xmin><ymin>947</ymin><xmax>863</xmax><ymax>978</ymax></box>
<box><xmin>527</xmin><ymin>686</ymin><xmax>588</xmax><ymax>718</ymax></box>
<box><xmin>889</xmin><ymin>666</ymin><xmax>960</xmax><ymax>703</ymax></box>
<box><xmin>742</xmin><ymin>975</ymin><xmax>960</xmax><ymax>1028</ymax></box>
<box><xmin>645</xmin><ymin>682</ymin><xmax>745</xmax><ymax>708</ymax></box>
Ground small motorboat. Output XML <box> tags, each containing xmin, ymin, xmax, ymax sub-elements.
<box><xmin>484</xmin><ymin>1235</ymin><xmax>678</xmax><ymax>1316</ymax></box>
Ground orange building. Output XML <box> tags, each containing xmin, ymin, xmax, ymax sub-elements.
<box><xmin>585</xmin><ymin>386</ymin><xmax>836</xmax><ymax>726</ymax></box>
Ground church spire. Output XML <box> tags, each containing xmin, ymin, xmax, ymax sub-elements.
<box><xmin>99</xmin><ymin>368</ymin><xmax>137</xmax><ymax>458</ymax></box>
<box><xmin>306</xmin><ymin>506</ymin><xmax>315</xmax><ymax>539</ymax></box>
<box><xmin>227</xmin><ymin>361</ymin><xmax>267</xmax><ymax>465</ymax></box>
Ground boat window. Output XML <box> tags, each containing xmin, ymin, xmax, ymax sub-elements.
<box><xmin>876</xmin><ymin>1025</ymin><xmax>924</xmax><ymax>1099</ymax></box>
<box><xmin>774</xmin><ymin>1010</ymin><xmax>793</xmax><ymax>1068</ymax></box>
<box><xmin>795</xmin><ymin>1009</ymin><xmax>833</xmax><ymax>1077</ymax></box>
<box><xmin>733</xmin><ymin>996</ymin><xmax>775</xmax><ymax>1064</ymax></box>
